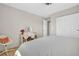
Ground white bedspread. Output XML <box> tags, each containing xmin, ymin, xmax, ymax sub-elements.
<box><xmin>18</xmin><ymin>35</ymin><xmax>79</xmax><ymax>56</ymax></box>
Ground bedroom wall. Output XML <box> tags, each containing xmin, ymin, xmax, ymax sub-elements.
<box><xmin>0</xmin><ymin>4</ymin><xmax>43</xmax><ymax>50</ymax></box>
<box><xmin>56</xmin><ymin>13</ymin><xmax>79</xmax><ymax>38</ymax></box>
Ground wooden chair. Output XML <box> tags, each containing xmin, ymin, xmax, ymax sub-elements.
<box><xmin>0</xmin><ymin>48</ymin><xmax>16</xmax><ymax>56</ymax></box>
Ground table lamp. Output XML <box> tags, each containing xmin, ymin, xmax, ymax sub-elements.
<box><xmin>0</xmin><ymin>35</ymin><xmax>11</xmax><ymax>51</ymax></box>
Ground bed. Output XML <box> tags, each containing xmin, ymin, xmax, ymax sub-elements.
<box><xmin>18</xmin><ymin>35</ymin><xmax>79</xmax><ymax>56</ymax></box>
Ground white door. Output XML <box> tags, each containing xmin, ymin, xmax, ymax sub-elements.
<box><xmin>56</xmin><ymin>13</ymin><xmax>79</xmax><ymax>38</ymax></box>
<box><xmin>42</xmin><ymin>19</ymin><xmax>50</xmax><ymax>36</ymax></box>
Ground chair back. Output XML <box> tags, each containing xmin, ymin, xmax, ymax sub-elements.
<box><xmin>0</xmin><ymin>48</ymin><xmax>16</xmax><ymax>56</ymax></box>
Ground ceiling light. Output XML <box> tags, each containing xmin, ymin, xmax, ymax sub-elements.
<box><xmin>45</xmin><ymin>3</ymin><xmax>52</xmax><ymax>6</ymax></box>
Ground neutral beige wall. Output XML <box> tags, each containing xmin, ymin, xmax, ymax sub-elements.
<box><xmin>0</xmin><ymin>4</ymin><xmax>43</xmax><ymax>50</ymax></box>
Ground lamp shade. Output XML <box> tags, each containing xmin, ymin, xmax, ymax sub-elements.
<box><xmin>0</xmin><ymin>35</ymin><xmax>10</xmax><ymax>44</ymax></box>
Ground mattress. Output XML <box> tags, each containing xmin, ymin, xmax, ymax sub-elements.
<box><xmin>18</xmin><ymin>35</ymin><xmax>79</xmax><ymax>56</ymax></box>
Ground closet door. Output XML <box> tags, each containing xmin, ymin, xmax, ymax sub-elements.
<box><xmin>56</xmin><ymin>13</ymin><xmax>79</xmax><ymax>38</ymax></box>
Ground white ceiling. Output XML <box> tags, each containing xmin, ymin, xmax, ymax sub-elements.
<box><xmin>4</xmin><ymin>3</ymin><xmax>79</xmax><ymax>18</ymax></box>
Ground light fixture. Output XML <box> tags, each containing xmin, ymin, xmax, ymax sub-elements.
<box><xmin>45</xmin><ymin>3</ymin><xmax>52</xmax><ymax>6</ymax></box>
<box><xmin>0</xmin><ymin>35</ymin><xmax>11</xmax><ymax>52</ymax></box>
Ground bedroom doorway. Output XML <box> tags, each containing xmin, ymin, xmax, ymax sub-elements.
<box><xmin>42</xmin><ymin>18</ymin><xmax>50</xmax><ymax>36</ymax></box>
